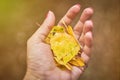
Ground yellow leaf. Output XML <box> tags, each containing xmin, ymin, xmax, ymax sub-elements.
<box><xmin>69</xmin><ymin>57</ymin><xmax>85</xmax><ymax>67</ymax></box>
<box><xmin>45</xmin><ymin>21</ymin><xmax>84</xmax><ymax>70</ymax></box>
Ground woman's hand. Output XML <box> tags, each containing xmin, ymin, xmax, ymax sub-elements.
<box><xmin>24</xmin><ymin>4</ymin><xmax>93</xmax><ymax>80</ymax></box>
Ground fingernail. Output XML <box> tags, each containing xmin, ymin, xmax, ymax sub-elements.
<box><xmin>75</xmin><ymin>3</ymin><xmax>81</xmax><ymax>7</ymax></box>
<box><xmin>46</xmin><ymin>10</ymin><xmax>50</xmax><ymax>18</ymax></box>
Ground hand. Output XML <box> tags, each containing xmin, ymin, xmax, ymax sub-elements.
<box><xmin>24</xmin><ymin>4</ymin><xmax>93</xmax><ymax>80</ymax></box>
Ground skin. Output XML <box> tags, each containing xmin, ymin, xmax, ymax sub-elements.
<box><xmin>24</xmin><ymin>4</ymin><xmax>94</xmax><ymax>80</ymax></box>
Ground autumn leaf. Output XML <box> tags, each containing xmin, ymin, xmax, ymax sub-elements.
<box><xmin>45</xmin><ymin>21</ymin><xmax>85</xmax><ymax>70</ymax></box>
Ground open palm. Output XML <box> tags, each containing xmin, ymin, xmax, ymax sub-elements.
<box><xmin>24</xmin><ymin>4</ymin><xmax>93</xmax><ymax>80</ymax></box>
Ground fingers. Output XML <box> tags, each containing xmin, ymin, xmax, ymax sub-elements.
<box><xmin>84</xmin><ymin>31</ymin><xmax>93</xmax><ymax>48</ymax></box>
<box><xmin>81</xmin><ymin>31</ymin><xmax>93</xmax><ymax>64</ymax></box>
<box><xmin>71</xmin><ymin>66</ymin><xmax>82</xmax><ymax>80</ymax></box>
<box><xmin>72</xmin><ymin>31</ymin><xmax>93</xmax><ymax>78</ymax></box>
<box><xmin>31</xmin><ymin>11</ymin><xmax>55</xmax><ymax>42</ymax></box>
<box><xmin>81</xmin><ymin>52</ymin><xmax>90</xmax><ymax>64</ymax></box>
<box><xmin>58</xmin><ymin>4</ymin><xmax>81</xmax><ymax>26</ymax></box>
<box><xmin>79</xmin><ymin>20</ymin><xmax>93</xmax><ymax>64</ymax></box>
<box><xmin>80</xmin><ymin>8</ymin><xmax>93</xmax><ymax>23</ymax></box>
<box><xmin>79</xmin><ymin>20</ymin><xmax>93</xmax><ymax>46</ymax></box>
<box><xmin>74</xmin><ymin>21</ymin><xmax>83</xmax><ymax>39</ymax></box>
<box><xmin>74</xmin><ymin>8</ymin><xmax>93</xmax><ymax>39</ymax></box>
<box><xmin>71</xmin><ymin>32</ymin><xmax>93</xmax><ymax>79</ymax></box>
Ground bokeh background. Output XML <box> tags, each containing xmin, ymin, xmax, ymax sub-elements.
<box><xmin>0</xmin><ymin>0</ymin><xmax>120</xmax><ymax>80</ymax></box>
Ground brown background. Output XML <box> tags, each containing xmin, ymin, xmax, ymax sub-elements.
<box><xmin>0</xmin><ymin>0</ymin><xmax>120</xmax><ymax>80</ymax></box>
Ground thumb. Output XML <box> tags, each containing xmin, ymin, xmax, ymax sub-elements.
<box><xmin>33</xmin><ymin>11</ymin><xmax>55</xmax><ymax>42</ymax></box>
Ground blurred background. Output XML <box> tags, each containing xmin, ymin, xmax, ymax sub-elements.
<box><xmin>0</xmin><ymin>0</ymin><xmax>120</xmax><ymax>80</ymax></box>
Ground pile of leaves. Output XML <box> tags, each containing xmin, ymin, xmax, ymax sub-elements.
<box><xmin>45</xmin><ymin>22</ymin><xmax>85</xmax><ymax>70</ymax></box>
